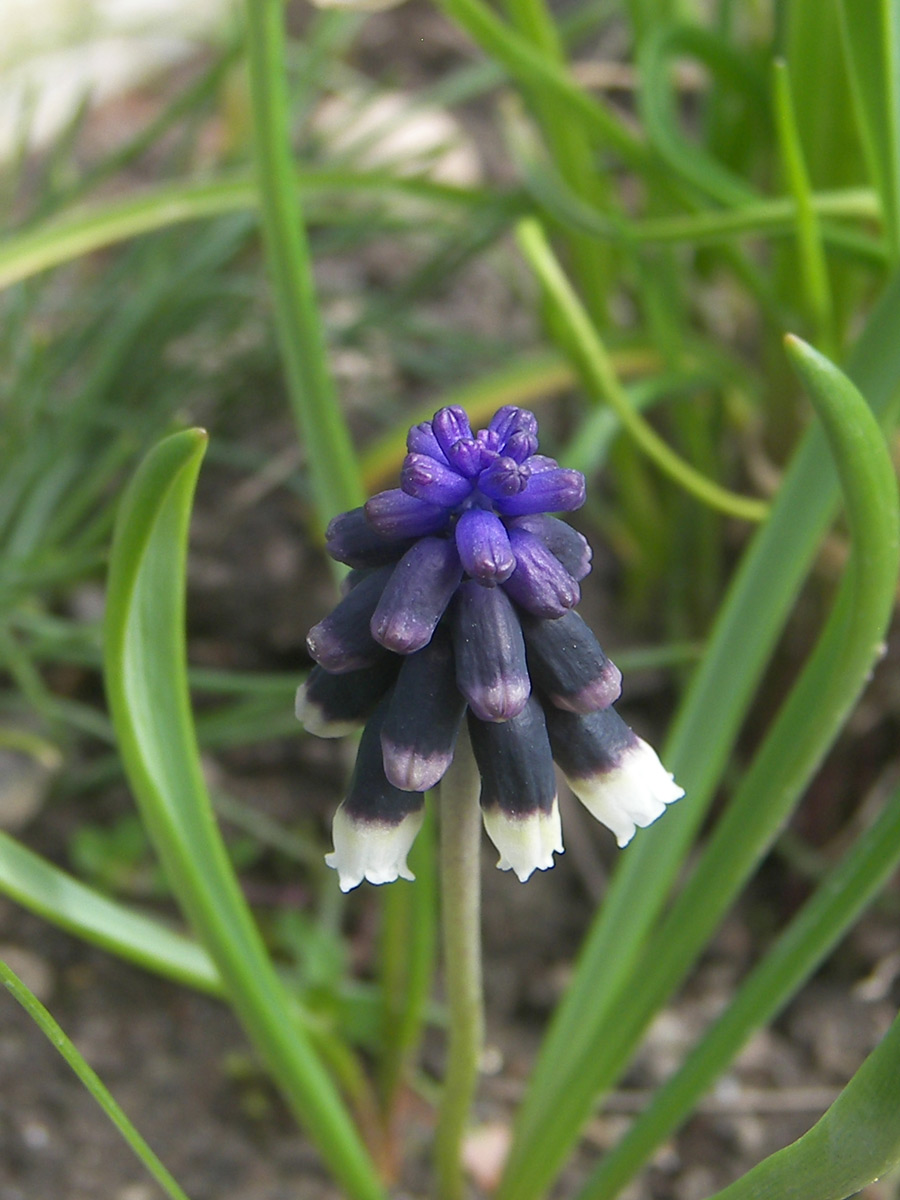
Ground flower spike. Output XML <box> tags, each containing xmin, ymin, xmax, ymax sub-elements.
<box><xmin>302</xmin><ymin>402</ymin><xmax>682</xmax><ymax>888</ymax></box>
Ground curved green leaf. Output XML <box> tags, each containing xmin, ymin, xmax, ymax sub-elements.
<box><xmin>103</xmin><ymin>429</ymin><xmax>385</xmax><ymax>1200</ymax></box>
<box><xmin>707</xmin><ymin>1007</ymin><xmax>900</xmax><ymax>1200</ymax></box>
<box><xmin>0</xmin><ymin>831</ymin><xmax>222</xmax><ymax>996</ymax></box>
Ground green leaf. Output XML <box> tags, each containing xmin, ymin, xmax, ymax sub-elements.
<box><xmin>837</xmin><ymin>0</ymin><xmax>900</xmax><ymax>259</ymax></box>
<box><xmin>706</xmin><ymin>1008</ymin><xmax>900</xmax><ymax>1200</ymax></box>
<box><xmin>0</xmin><ymin>831</ymin><xmax>223</xmax><ymax>995</ymax></box>
<box><xmin>498</xmin><ymin>328</ymin><xmax>900</xmax><ymax>1199</ymax></box>
<box><xmin>1</xmin><ymin>957</ymin><xmax>194</xmax><ymax>1200</ymax></box>
<box><xmin>577</xmin><ymin>775</ymin><xmax>900</xmax><ymax>1199</ymax></box>
<box><xmin>103</xmin><ymin>429</ymin><xmax>385</xmax><ymax>1200</ymax></box>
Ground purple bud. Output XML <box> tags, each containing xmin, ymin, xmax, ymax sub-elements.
<box><xmin>306</xmin><ymin>566</ymin><xmax>393</xmax><ymax>673</ymax></box>
<box><xmin>365</xmin><ymin>488</ymin><xmax>451</xmax><ymax>539</ymax></box>
<box><xmin>521</xmin><ymin>610</ymin><xmax>621</xmax><ymax>712</ymax></box>
<box><xmin>451</xmin><ymin>580</ymin><xmax>530</xmax><ymax>721</ymax></box>
<box><xmin>432</xmin><ymin>406</ymin><xmax>474</xmax><ymax>457</ymax></box>
<box><xmin>511</xmin><ymin>514</ymin><xmax>592</xmax><ymax>581</ymax></box>
<box><xmin>488</xmin><ymin>405</ymin><xmax>538</xmax><ymax>449</ymax></box>
<box><xmin>370</xmin><ymin>537</ymin><xmax>462</xmax><ymax>654</ymax></box>
<box><xmin>454</xmin><ymin>507</ymin><xmax>516</xmax><ymax>584</ymax></box>
<box><xmin>504</xmin><ymin>430</ymin><xmax>539</xmax><ymax>462</ymax></box>
<box><xmin>325</xmin><ymin>507</ymin><xmax>413</xmax><ymax>568</ymax></box>
<box><xmin>523</xmin><ymin>453</ymin><xmax>559</xmax><ymax>473</ymax></box>
<box><xmin>446</xmin><ymin>437</ymin><xmax>489</xmax><ymax>478</ymax></box>
<box><xmin>401</xmin><ymin>453</ymin><xmax>474</xmax><ymax>508</ymax></box>
<box><xmin>407</xmin><ymin>421</ymin><xmax>449</xmax><ymax>464</ymax></box>
<box><xmin>476</xmin><ymin>428</ymin><xmax>501</xmax><ymax>455</ymax></box>
<box><xmin>478</xmin><ymin>456</ymin><xmax>531</xmax><ymax>500</ymax></box>
<box><xmin>492</xmin><ymin>468</ymin><xmax>585</xmax><ymax>517</ymax></box>
<box><xmin>502</xmin><ymin>527</ymin><xmax>580</xmax><ymax>617</ymax></box>
<box><xmin>381</xmin><ymin>629</ymin><xmax>465</xmax><ymax>791</ymax></box>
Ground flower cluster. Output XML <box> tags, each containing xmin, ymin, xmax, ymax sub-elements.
<box><xmin>297</xmin><ymin>405</ymin><xmax>683</xmax><ymax>891</ymax></box>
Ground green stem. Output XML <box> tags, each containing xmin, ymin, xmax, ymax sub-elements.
<box><xmin>244</xmin><ymin>0</ymin><xmax>362</xmax><ymax>523</ymax></box>
<box><xmin>435</xmin><ymin>729</ymin><xmax>485</xmax><ymax>1200</ymax></box>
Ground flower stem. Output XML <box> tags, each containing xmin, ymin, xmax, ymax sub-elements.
<box><xmin>435</xmin><ymin>726</ymin><xmax>484</xmax><ymax>1200</ymax></box>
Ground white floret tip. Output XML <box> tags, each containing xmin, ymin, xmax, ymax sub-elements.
<box><xmin>567</xmin><ymin>737</ymin><xmax>684</xmax><ymax>847</ymax></box>
<box><xmin>481</xmin><ymin>799</ymin><xmax>564</xmax><ymax>882</ymax></box>
<box><xmin>325</xmin><ymin>805</ymin><xmax>424</xmax><ymax>892</ymax></box>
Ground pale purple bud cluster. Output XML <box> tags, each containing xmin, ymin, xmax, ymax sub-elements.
<box><xmin>298</xmin><ymin>405</ymin><xmax>683</xmax><ymax>890</ymax></box>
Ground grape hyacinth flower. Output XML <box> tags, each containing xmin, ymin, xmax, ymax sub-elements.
<box><xmin>297</xmin><ymin>405</ymin><xmax>683</xmax><ymax>891</ymax></box>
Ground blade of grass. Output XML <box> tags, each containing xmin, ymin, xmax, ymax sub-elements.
<box><xmin>837</xmin><ymin>0</ymin><xmax>900</xmax><ymax>260</ymax></box>
<box><xmin>103</xmin><ymin>429</ymin><xmax>384</xmax><ymax>1200</ymax></box>
<box><xmin>0</xmin><ymin>957</ymin><xmax>194</xmax><ymax>1200</ymax></box>
<box><xmin>0</xmin><ymin>831</ymin><xmax>223</xmax><ymax>995</ymax></box>
<box><xmin>638</xmin><ymin>23</ymin><xmax>763</xmax><ymax>207</ymax></box>
<box><xmin>498</xmin><ymin>328</ymin><xmax>900</xmax><ymax>1198</ymax></box>
<box><xmin>0</xmin><ymin>168</ymin><xmax>493</xmax><ymax>290</ymax></box>
<box><xmin>244</xmin><ymin>0</ymin><xmax>362</xmax><ymax>522</ymax></box>
<box><xmin>516</xmin><ymin>217</ymin><xmax>769</xmax><ymax>521</ymax></box>
<box><xmin>577</xmin><ymin>774</ymin><xmax>900</xmax><ymax>1199</ymax></box>
<box><xmin>772</xmin><ymin>59</ymin><xmax>835</xmax><ymax>353</ymax></box>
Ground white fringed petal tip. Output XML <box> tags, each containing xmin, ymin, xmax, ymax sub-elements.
<box><xmin>482</xmin><ymin>799</ymin><xmax>564</xmax><ymax>883</ymax></box>
<box><xmin>568</xmin><ymin>737</ymin><xmax>684</xmax><ymax>848</ymax></box>
<box><xmin>325</xmin><ymin>805</ymin><xmax>424</xmax><ymax>892</ymax></box>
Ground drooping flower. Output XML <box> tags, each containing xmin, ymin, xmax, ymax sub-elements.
<box><xmin>297</xmin><ymin>405</ymin><xmax>683</xmax><ymax>890</ymax></box>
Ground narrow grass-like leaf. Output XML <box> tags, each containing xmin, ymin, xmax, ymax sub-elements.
<box><xmin>498</xmin><ymin>329</ymin><xmax>900</xmax><ymax>1199</ymax></box>
<box><xmin>244</xmin><ymin>0</ymin><xmax>362</xmax><ymax>522</ymax></box>
<box><xmin>772</xmin><ymin>59</ymin><xmax>835</xmax><ymax>352</ymax></box>
<box><xmin>506</xmin><ymin>269</ymin><xmax>900</xmax><ymax>1182</ymax></box>
<box><xmin>577</xmin><ymin>776</ymin><xmax>900</xmax><ymax>1199</ymax></box>
<box><xmin>0</xmin><ymin>832</ymin><xmax>223</xmax><ymax>996</ymax></box>
<box><xmin>705</xmin><ymin>1008</ymin><xmax>900</xmax><ymax>1200</ymax></box>
<box><xmin>516</xmin><ymin>217</ymin><xmax>768</xmax><ymax>521</ymax></box>
<box><xmin>837</xmin><ymin>0</ymin><xmax>900</xmax><ymax>259</ymax></box>
<box><xmin>1</xmin><ymin>957</ymin><xmax>194</xmax><ymax>1200</ymax></box>
<box><xmin>432</xmin><ymin>0</ymin><xmax>647</xmax><ymax>167</ymax></box>
<box><xmin>0</xmin><ymin>170</ymin><xmax>492</xmax><ymax>291</ymax></box>
<box><xmin>639</xmin><ymin>23</ymin><xmax>764</xmax><ymax>206</ymax></box>
<box><xmin>103</xmin><ymin>429</ymin><xmax>385</xmax><ymax>1200</ymax></box>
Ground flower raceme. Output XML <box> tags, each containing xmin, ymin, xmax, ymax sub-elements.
<box><xmin>297</xmin><ymin>405</ymin><xmax>683</xmax><ymax>890</ymax></box>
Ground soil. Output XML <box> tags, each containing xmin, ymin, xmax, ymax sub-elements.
<box><xmin>3</xmin><ymin>5</ymin><xmax>900</xmax><ymax>1199</ymax></box>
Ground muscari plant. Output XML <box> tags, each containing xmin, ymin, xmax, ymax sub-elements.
<box><xmin>2</xmin><ymin>1</ymin><xmax>900</xmax><ymax>1200</ymax></box>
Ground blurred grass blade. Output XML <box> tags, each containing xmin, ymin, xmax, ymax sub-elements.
<box><xmin>0</xmin><ymin>831</ymin><xmax>223</xmax><ymax>996</ymax></box>
<box><xmin>103</xmin><ymin>429</ymin><xmax>385</xmax><ymax>1200</ymax></box>
<box><xmin>1</xmin><ymin>957</ymin><xmax>194</xmax><ymax>1200</ymax></box>
<box><xmin>772</xmin><ymin>59</ymin><xmax>835</xmax><ymax>353</ymax></box>
<box><xmin>498</xmin><ymin>334</ymin><xmax>900</xmax><ymax>1199</ymax></box>
<box><xmin>516</xmin><ymin>217</ymin><xmax>768</xmax><ymax>521</ymax></box>
<box><xmin>639</xmin><ymin>23</ymin><xmax>763</xmax><ymax>206</ymax></box>
<box><xmin>577</xmin><ymin>775</ymin><xmax>900</xmax><ymax>1199</ymax></box>
<box><xmin>705</xmin><ymin>1008</ymin><xmax>900</xmax><ymax>1200</ymax></box>
<box><xmin>0</xmin><ymin>169</ymin><xmax>489</xmax><ymax>293</ymax></box>
<box><xmin>244</xmin><ymin>0</ymin><xmax>362</xmax><ymax>522</ymax></box>
<box><xmin>838</xmin><ymin>0</ymin><xmax>900</xmax><ymax>259</ymax></box>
